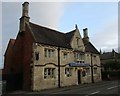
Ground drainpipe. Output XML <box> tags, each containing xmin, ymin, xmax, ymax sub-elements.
<box><xmin>91</xmin><ymin>54</ymin><xmax>94</xmax><ymax>83</ymax></box>
<box><xmin>58</xmin><ymin>47</ymin><xmax>61</xmax><ymax>88</ymax></box>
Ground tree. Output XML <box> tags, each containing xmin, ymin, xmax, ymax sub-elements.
<box><xmin>103</xmin><ymin>61</ymin><xmax>120</xmax><ymax>71</ymax></box>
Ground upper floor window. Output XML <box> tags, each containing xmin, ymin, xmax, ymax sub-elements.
<box><xmin>44</xmin><ymin>68</ymin><xmax>55</xmax><ymax>79</ymax></box>
<box><xmin>44</xmin><ymin>48</ymin><xmax>55</xmax><ymax>58</ymax></box>
<box><xmin>76</xmin><ymin>37</ymin><xmax>80</xmax><ymax>46</ymax></box>
<box><xmin>44</xmin><ymin>49</ymin><xmax>47</xmax><ymax>57</ymax></box>
<box><xmin>63</xmin><ymin>52</ymin><xmax>68</xmax><ymax>59</ymax></box>
<box><xmin>74</xmin><ymin>52</ymin><xmax>84</xmax><ymax>60</ymax></box>
<box><xmin>35</xmin><ymin>52</ymin><xmax>39</xmax><ymax>60</ymax></box>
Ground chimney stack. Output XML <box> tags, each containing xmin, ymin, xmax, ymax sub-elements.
<box><xmin>19</xmin><ymin>2</ymin><xmax>30</xmax><ymax>32</ymax></box>
<box><xmin>83</xmin><ymin>28</ymin><xmax>89</xmax><ymax>43</ymax></box>
<box><xmin>22</xmin><ymin>2</ymin><xmax>29</xmax><ymax>17</ymax></box>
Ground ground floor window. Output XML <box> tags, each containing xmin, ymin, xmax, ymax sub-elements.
<box><xmin>86</xmin><ymin>68</ymin><xmax>90</xmax><ymax>75</ymax></box>
<box><xmin>44</xmin><ymin>68</ymin><xmax>55</xmax><ymax>79</ymax></box>
<box><xmin>65</xmin><ymin>68</ymin><xmax>72</xmax><ymax>77</ymax></box>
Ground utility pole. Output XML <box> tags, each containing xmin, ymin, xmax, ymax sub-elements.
<box><xmin>58</xmin><ymin>47</ymin><xmax>61</xmax><ymax>88</ymax></box>
<box><xmin>91</xmin><ymin>54</ymin><xmax>94</xmax><ymax>83</ymax></box>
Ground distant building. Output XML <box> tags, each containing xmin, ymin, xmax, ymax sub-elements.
<box><xmin>2</xmin><ymin>2</ymin><xmax>101</xmax><ymax>91</ymax></box>
<box><xmin>100</xmin><ymin>49</ymin><xmax>120</xmax><ymax>71</ymax></box>
<box><xmin>100</xmin><ymin>49</ymin><xmax>119</xmax><ymax>64</ymax></box>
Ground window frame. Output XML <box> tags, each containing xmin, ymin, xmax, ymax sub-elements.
<box><xmin>63</xmin><ymin>52</ymin><xmax>68</xmax><ymax>59</ymax></box>
<box><xmin>44</xmin><ymin>48</ymin><xmax>55</xmax><ymax>58</ymax></box>
<box><xmin>44</xmin><ymin>68</ymin><xmax>55</xmax><ymax>79</ymax></box>
<box><xmin>65</xmin><ymin>68</ymin><xmax>72</xmax><ymax>77</ymax></box>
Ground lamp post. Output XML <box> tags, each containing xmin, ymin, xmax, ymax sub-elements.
<box><xmin>91</xmin><ymin>54</ymin><xmax>94</xmax><ymax>83</ymax></box>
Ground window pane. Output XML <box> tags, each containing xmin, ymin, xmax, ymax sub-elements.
<box><xmin>44</xmin><ymin>68</ymin><xmax>47</xmax><ymax>79</ymax></box>
<box><xmin>48</xmin><ymin>50</ymin><xmax>51</xmax><ymax>58</ymax></box>
<box><xmin>48</xmin><ymin>69</ymin><xmax>50</xmax><ymax>75</ymax></box>
<box><xmin>51</xmin><ymin>50</ymin><xmax>54</xmax><ymax>57</ymax></box>
<box><xmin>35</xmin><ymin>52</ymin><xmax>39</xmax><ymax>60</ymax></box>
<box><xmin>44</xmin><ymin>49</ymin><xmax>47</xmax><ymax>57</ymax></box>
<box><xmin>82</xmin><ymin>70</ymin><xmax>86</xmax><ymax>77</ymax></box>
<box><xmin>65</xmin><ymin>68</ymin><xmax>72</xmax><ymax>77</ymax></box>
<box><xmin>64</xmin><ymin>53</ymin><xmax>68</xmax><ymax>59</ymax></box>
<box><xmin>51</xmin><ymin>68</ymin><xmax>55</xmax><ymax>78</ymax></box>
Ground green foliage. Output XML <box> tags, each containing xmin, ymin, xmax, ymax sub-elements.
<box><xmin>102</xmin><ymin>71</ymin><xmax>120</xmax><ymax>80</ymax></box>
<box><xmin>103</xmin><ymin>61</ymin><xmax>120</xmax><ymax>70</ymax></box>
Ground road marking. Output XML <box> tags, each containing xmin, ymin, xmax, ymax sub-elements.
<box><xmin>107</xmin><ymin>86</ymin><xmax>118</xmax><ymax>90</ymax></box>
<box><xmin>85</xmin><ymin>91</ymin><xmax>100</xmax><ymax>96</ymax></box>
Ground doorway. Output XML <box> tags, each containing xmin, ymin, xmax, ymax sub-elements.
<box><xmin>78</xmin><ymin>70</ymin><xmax>81</xmax><ymax>84</ymax></box>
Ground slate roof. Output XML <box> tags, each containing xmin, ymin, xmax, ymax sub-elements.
<box><xmin>100</xmin><ymin>52</ymin><xmax>119</xmax><ymax>60</ymax></box>
<box><xmin>29</xmin><ymin>22</ymin><xmax>75</xmax><ymax>49</ymax></box>
<box><xmin>28</xmin><ymin>22</ymin><xmax>99</xmax><ymax>54</ymax></box>
<box><xmin>84</xmin><ymin>42</ymin><xmax>100</xmax><ymax>54</ymax></box>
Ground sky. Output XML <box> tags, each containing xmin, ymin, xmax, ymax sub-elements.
<box><xmin>0</xmin><ymin>0</ymin><xmax>119</xmax><ymax>68</ymax></box>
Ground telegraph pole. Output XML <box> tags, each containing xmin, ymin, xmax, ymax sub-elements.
<box><xmin>58</xmin><ymin>47</ymin><xmax>61</xmax><ymax>88</ymax></box>
<box><xmin>91</xmin><ymin>54</ymin><xmax>94</xmax><ymax>83</ymax></box>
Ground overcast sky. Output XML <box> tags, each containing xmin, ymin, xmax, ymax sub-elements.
<box><xmin>0</xmin><ymin>1</ymin><xmax>119</xmax><ymax>68</ymax></box>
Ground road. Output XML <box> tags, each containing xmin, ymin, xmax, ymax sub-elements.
<box><xmin>3</xmin><ymin>80</ymin><xmax>120</xmax><ymax>95</ymax></box>
<box><xmin>52</xmin><ymin>81</ymin><xmax>120</xmax><ymax>95</ymax></box>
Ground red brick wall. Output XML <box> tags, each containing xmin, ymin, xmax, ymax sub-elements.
<box><xmin>3</xmin><ymin>40</ymin><xmax>14</xmax><ymax>74</ymax></box>
<box><xmin>11</xmin><ymin>24</ymin><xmax>34</xmax><ymax>90</ymax></box>
<box><xmin>12</xmin><ymin>34</ymin><xmax>23</xmax><ymax>74</ymax></box>
<box><xmin>22</xmin><ymin>24</ymin><xmax>34</xmax><ymax>90</ymax></box>
<box><xmin>3</xmin><ymin>23</ymin><xmax>34</xmax><ymax>90</ymax></box>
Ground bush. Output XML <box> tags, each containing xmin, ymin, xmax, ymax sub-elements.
<box><xmin>102</xmin><ymin>70</ymin><xmax>120</xmax><ymax>80</ymax></box>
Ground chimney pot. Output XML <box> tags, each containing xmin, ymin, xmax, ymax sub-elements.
<box><xmin>22</xmin><ymin>2</ymin><xmax>29</xmax><ymax>17</ymax></box>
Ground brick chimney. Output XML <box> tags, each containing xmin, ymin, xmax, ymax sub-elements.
<box><xmin>83</xmin><ymin>28</ymin><xmax>89</xmax><ymax>43</ymax></box>
<box><xmin>19</xmin><ymin>2</ymin><xmax>30</xmax><ymax>32</ymax></box>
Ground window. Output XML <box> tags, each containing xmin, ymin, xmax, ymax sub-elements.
<box><xmin>74</xmin><ymin>52</ymin><xmax>84</xmax><ymax>60</ymax></box>
<box><xmin>51</xmin><ymin>50</ymin><xmax>54</xmax><ymax>57</ymax></box>
<box><xmin>44</xmin><ymin>68</ymin><xmax>47</xmax><ymax>79</ymax></box>
<box><xmin>76</xmin><ymin>37</ymin><xmax>80</xmax><ymax>46</ymax></box>
<box><xmin>48</xmin><ymin>49</ymin><xmax>51</xmax><ymax>58</ymax></box>
<box><xmin>86</xmin><ymin>68</ymin><xmax>90</xmax><ymax>75</ymax></box>
<box><xmin>82</xmin><ymin>70</ymin><xmax>86</xmax><ymax>77</ymax></box>
<box><xmin>65</xmin><ymin>68</ymin><xmax>72</xmax><ymax>77</ymax></box>
<box><xmin>44</xmin><ymin>48</ymin><xmax>55</xmax><ymax>58</ymax></box>
<box><xmin>94</xmin><ymin>68</ymin><xmax>97</xmax><ymax>74</ymax></box>
<box><xmin>44</xmin><ymin>49</ymin><xmax>47</xmax><ymax>57</ymax></box>
<box><xmin>44</xmin><ymin>68</ymin><xmax>55</xmax><ymax>79</ymax></box>
<box><xmin>35</xmin><ymin>52</ymin><xmax>39</xmax><ymax>60</ymax></box>
<box><xmin>63</xmin><ymin>52</ymin><xmax>68</xmax><ymax>59</ymax></box>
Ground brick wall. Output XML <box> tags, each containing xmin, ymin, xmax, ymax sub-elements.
<box><xmin>22</xmin><ymin>24</ymin><xmax>34</xmax><ymax>90</ymax></box>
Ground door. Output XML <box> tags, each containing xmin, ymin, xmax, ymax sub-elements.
<box><xmin>78</xmin><ymin>70</ymin><xmax>81</xmax><ymax>84</ymax></box>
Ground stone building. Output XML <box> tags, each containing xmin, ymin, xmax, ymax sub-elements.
<box><xmin>100</xmin><ymin>49</ymin><xmax>120</xmax><ymax>71</ymax></box>
<box><xmin>100</xmin><ymin>49</ymin><xmax>119</xmax><ymax>64</ymax></box>
<box><xmin>3</xmin><ymin>2</ymin><xmax>101</xmax><ymax>91</ymax></box>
